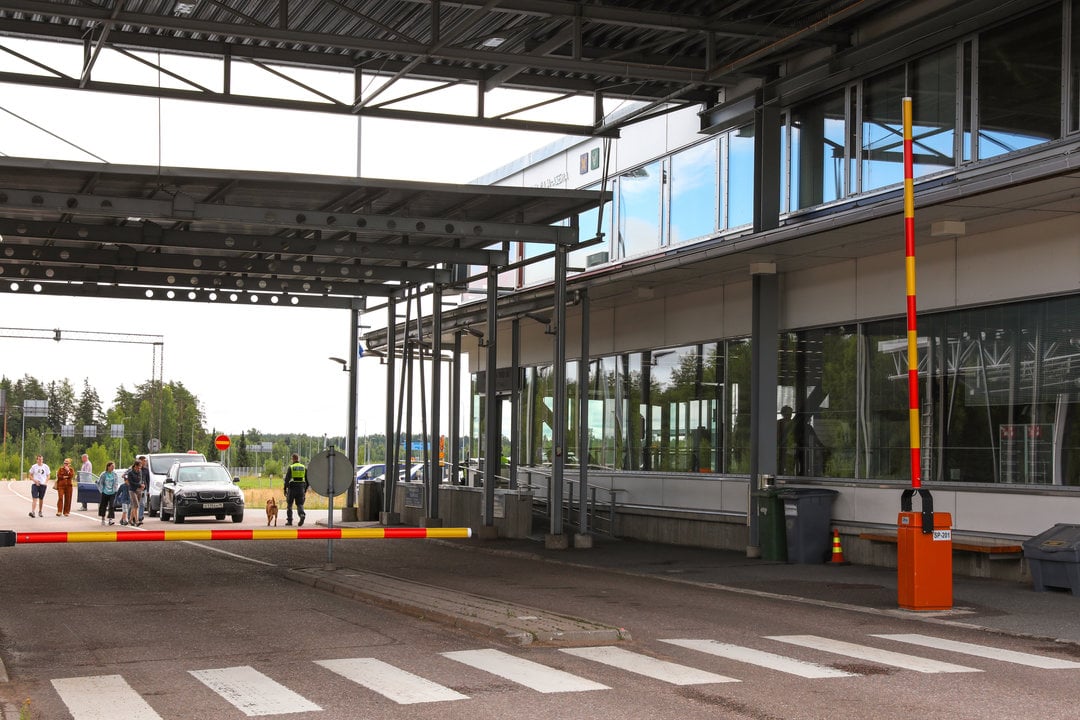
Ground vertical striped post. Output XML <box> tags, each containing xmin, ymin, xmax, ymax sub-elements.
<box><xmin>902</xmin><ymin>96</ymin><xmax>921</xmax><ymax>489</ymax></box>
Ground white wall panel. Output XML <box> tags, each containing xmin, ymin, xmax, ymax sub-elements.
<box><xmin>616</xmin><ymin>120</ymin><xmax>667</xmax><ymax>171</ymax></box>
<box><xmin>663</xmin><ymin>286</ymin><xmax>725</xmax><ymax>346</ymax></box>
<box><xmin>783</xmin><ymin>260</ymin><xmax>856</xmax><ymax>328</ymax></box>
<box><xmin>613</xmin><ymin>297</ymin><xmax>665</xmax><ymax>352</ymax></box>
<box><xmin>666</xmin><ymin>108</ymin><xmax>705</xmax><ymax>153</ymax></box>
<box><xmin>855</xmin><ymin>251</ymin><xmax>906</xmax><ymax>320</ymax></box>
<box><xmin>957</xmin><ymin>215</ymin><xmax>1080</xmax><ymax>306</ymax></box>
<box><xmin>662</xmin><ymin>476</ymin><xmax>726</xmax><ymax>511</ymax></box>
<box><xmin>723</xmin><ymin>280</ymin><xmax>753</xmax><ymax>337</ymax></box>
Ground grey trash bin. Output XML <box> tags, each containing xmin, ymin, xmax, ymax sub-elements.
<box><xmin>1023</xmin><ymin>524</ymin><xmax>1080</xmax><ymax>595</ymax></box>
<box><xmin>777</xmin><ymin>488</ymin><xmax>839</xmax><ymax>564</ymax></box>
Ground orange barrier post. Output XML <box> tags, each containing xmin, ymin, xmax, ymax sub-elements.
<box><xmin>829</xmin><ymin>528</ymin><xmax>849</xmax><ymax>565</ymax></box>
<box><xmin>897</xmin><ymin>511</ymin><xmax>952</xmax><ymax>610</ymax></box>
<box><xmin>1</xmin><ymin>527</ymin><xmax>472</xmax><ymax>546</ymax></box>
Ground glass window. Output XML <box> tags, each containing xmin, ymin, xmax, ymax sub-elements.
<box><xmin>978</xmin><ymin>7</ymin><xmax>1061</xmax><ymax>159</ymax></box>
<box><xmin>862</xmin><ymin>48</ymin><xmax>957</xmax><ymax>193</ymax></box>
<box><xmin>669</xmin><ymin>140</ymin><xmax>719</xmax><ymax>244</ymax></box>
<box><xmin>790</xmin><ymin>90</ymin><xmax>847</xmax><ymax>210</ymax></box>
<box><xmin>521</xmin><ymin>239</ymin><xmax>553</xmax><ymax>286</ymax></box>
<box><xmin>616</xmin><ymin>161</ymin><xmax>662</xmax><ymax>258</ymax></box>
<box><xmin>724</xmin><ymin>339</ymin><xmax>752</xmax><ymax>473</ymax></box>
<box><xmin>727</xmin><ymin>126</ymin><xmax>755</xmax><ymax>227</ymax></box>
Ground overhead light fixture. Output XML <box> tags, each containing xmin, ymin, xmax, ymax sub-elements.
<box><xmin>480</xmin><ymin>37</ymin><xmax>506</xmax><ymax>48</ymax></box>
<box><xmin>173</xmin><ymin>0</ymin><xmax>198</xmax><ymax>17</ymax></box>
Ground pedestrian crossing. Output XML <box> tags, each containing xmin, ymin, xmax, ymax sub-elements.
<box><xmin>49</xmin><ymin>632</ymin><xmax>1080</xmax><ymax>718</ymax></box>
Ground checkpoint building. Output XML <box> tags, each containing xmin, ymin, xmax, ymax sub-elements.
<box><xmin>0</xmin><ymin>0</ymin><xmax>1077</xmax><ymax>578</ymax></box>
<box><xmin>413</xmin><ymin>0</ymin><xmax>1080</xmax><ymax>575</ymax></box>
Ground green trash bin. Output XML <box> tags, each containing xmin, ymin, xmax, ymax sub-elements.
<box><xmin>753</xmin><ymin>487</ymin><xmax>787</xmax><ymax>561</ymax></box>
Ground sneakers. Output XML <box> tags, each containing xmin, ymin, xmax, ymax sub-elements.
<box><xmin>285</xmin><ymin>521</ymin><xmax>293</xmax><ymax>526</ymax></box>
<box><xmin>120</xmin><ymin>518</ymin><xmax>128</xmax><ymax>526</ymax></box>
<box><xmin>108</xmin><ymin>520</ymin><xmax>115</xmax><ymax>526</ymax></box>
<box><xmin>37</xmin><ymin>512</ymin><xmax>42</xmax><ymax>518</ymax></box>
<box><xmin>28</xmin><ymin>511</ymin><xmax>34</xmax><ymax>518</ymax></box>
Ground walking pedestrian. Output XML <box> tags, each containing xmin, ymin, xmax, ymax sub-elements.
<box><xmin>28</xmin><ymin>455</ymin><xmax>50</xmax><ymax>518</ymax></box>
<box><xmin>96</xmin><ymin>461</ymin><xmax>119</xmax><ymax>526</ymax></box>
<box><xmin>123</xmin><ymin>458</ymin><xmax>144</xmax><ymax>527</ymax></box>
<box><xmin>283</xmin><ymin>453</ymin><xmax>308</xmax><ymax>526</ymax></box>
<box><xmin>136</xmin><ymin>455</ymin><xmax>151</xmax><ymax>522</ymax></box>
<box><xmin>116</xmin><ymin>481</ymin><xmax>131</xmax><ymax>526</ymax></box>
<box><xmin>79</xmin><ymin>453</ymin><xmax>93</xmax><ymax>510</ymax></box>
<box><xmin>56</xmin><ymin>457</ymin><xmax>75</xmax><ymax>516</ymax></box>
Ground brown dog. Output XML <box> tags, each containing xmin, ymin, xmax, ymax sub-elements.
<box><xmin>265</xmin><ymin>497</ymin><xmax>278</xmax><ymax>526</ymax></box>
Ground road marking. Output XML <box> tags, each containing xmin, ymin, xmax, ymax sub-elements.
<box><xmin>315</xmin><ymin>658</ymin><xmax>469</xmax><ymax>704</ymax></box>
<box><xmin>442</xmin><ymin>649</ymin><xmax>609</xmax><ymax>693</ymax></box>
<box><xmin>189</xmin><ymin>666</ymin><xmax>322</xmax><ymax>716</ymax></box>
<box><xmin>660</xmin><ymin>638</ymin><xmax>856</xmax><ymax>678</ymax></box>
<box><xmin>873</xmin><ymin>633</ymin><xmax>1080</xmax><ymax>669</ymax></box>
<box><xmin>560</xmin><ymin>646</ymin><xmax>738</xmax><ymax>685</ymax></box>
<box><xmin>766</xmin><ymin>635</ymin><xmax>981</xmax><ymax>673</ymax></box>
<box><xmin>52</xmin><ymin>675</ymin><xmax>163</xmax><ymax>720</ymax></box>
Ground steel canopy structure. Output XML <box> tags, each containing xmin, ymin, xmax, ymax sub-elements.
<box><xmin>0</xmin><ymin>0</ymin><xmax>882</xmax><ymax>136</ymax></box>
<box><xmin>0</xmin><ymin>156</ymin><xmax>598</xmax><ymax>308</ymax></box>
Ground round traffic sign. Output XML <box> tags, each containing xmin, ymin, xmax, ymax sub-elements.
<box><xmin>215</xmin><ymin>434</ymin><xmax>231</xmax><ymax>451</ymax></box>
<box><xmin>147</xmin><ymin>437</ymin><xmax>161</xmax><ymax>452</ymax></box>
<box><xmin>306</xmin><ymin>447</ymin><xmax>354</xmax><ymax>497</ymax></box>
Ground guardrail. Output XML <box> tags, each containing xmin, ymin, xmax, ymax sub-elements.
<box><xmin>521</xmin><ymin>467</ymin><xmax>624</xmax><ymax>536</ymax></box>
<box><xmin>1</xmin><ymin>527</ymin><xmax>472</xmax><ymax>546</ymax></box>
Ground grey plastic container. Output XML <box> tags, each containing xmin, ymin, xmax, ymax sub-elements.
<box><xmin>1023</xmin><ymin>523</ymin><xmax>1080</xmax><ymax>595</ymax></box>
<box><xmin>777</xmin><ymin>488</ymin><xmax>839</xmax><ymax>564</ymax></box>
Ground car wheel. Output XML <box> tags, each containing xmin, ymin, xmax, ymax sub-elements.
<box><xmin>160</xmin><ymin>505</ymin><xmax>171</xmax><ymax>522</ymax></box>
<box><xmin>174</xmin><ymin>509</ymin><xmax>184</xmax><ymax>524</ymax></box>
<box><xmin>232</xmin><ymin>512</ymin><xmax>244</xmax><ymax>523</ymax></box>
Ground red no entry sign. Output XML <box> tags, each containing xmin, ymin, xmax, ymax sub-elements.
<box><xmin>215</xmin><ymin>434</ymin><xmax>231</xmax><ymax>451</ymax></box>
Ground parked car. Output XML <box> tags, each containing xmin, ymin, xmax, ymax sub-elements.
<box><xmin>144</xmin><ymin>451</ymin><xmax>206</xmax><ymax>516</ymax></box>
<box><xmin>355</xmin><ymin>463</ymin><xmax>385</xmax><ymax>484</ymax></box>
<box><xmin>158</xmin><ymin>461</ymin><xmax>244</xmax><ymax>523</ymax></box>
<box><xmin>76</xmin><ymin>471</ymin><xmax>123</xmax><ymax>511</ymax></box>
<box><xmin>374</xmin><ymin>463</ymin><xmax>427</xmax><ymax>483</ymax></box>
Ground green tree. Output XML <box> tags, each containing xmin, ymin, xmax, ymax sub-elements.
<box><xmin>234</xmin><ymin>431</ymin><xmax>251</xmax><ymax>468</ymax></box>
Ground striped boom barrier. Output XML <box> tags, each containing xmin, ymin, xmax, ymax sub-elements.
<box><xmin>902</xmin><ymin>95</ymin><xmax>922</xmax><ymax>489</ymax></box>
<box><xmin>1</xmin><ymin>527</ymin><xmax>472</xmax><ymax>546</ymax></box>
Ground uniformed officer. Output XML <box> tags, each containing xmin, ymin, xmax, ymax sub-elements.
<box><xmin>283</xmin><ymin>453</ymin><xmax>308</xmax><ymax>526</ymax></box>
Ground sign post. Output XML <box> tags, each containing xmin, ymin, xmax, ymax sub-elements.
<box><xmin>307</xmin><ymin>446</ymin><xmax>354</xmax><ymax>570</ymax></box>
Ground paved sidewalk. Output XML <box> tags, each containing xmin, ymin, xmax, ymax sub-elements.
<box><xmin>315</xmin><ymin>519</ymin><xmax>1080</xmax><ymax>646</ymax></box>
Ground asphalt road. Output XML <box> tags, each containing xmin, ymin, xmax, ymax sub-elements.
<box><xmin>3</xmin><ymin>480</ymin><xmax>1080</xmax><ymax>720</ymax></box>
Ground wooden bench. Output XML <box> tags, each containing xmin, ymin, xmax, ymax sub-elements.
<box><xmin>858</xmin><ymin>532</ymin><xmax>1023</xmax><ymax>559</ymax></box>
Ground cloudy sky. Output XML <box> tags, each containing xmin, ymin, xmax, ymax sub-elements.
<box><xmin>0</xmin><ymin>38</ymin><xmax>597</xmax><ymax>440</ymax></box>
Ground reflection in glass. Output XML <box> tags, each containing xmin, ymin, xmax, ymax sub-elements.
<box><xmin>669</xmin><ymin>140</ymin><xmax>718</xmax><ymax>244</ymax></box>
<box><xmin>790</xmin><ymin>91</ymin><xmax>846</xmax><ymax>210</ymax></box>
<box><xmin>728</xmin><ymin>126</ymin><xmax>755</xmax><ymax>227</ymax></box>
<box><xmin>617</xmin><ymin>161</ymin><xmax>662</xmax><ymax>258</ymax></box>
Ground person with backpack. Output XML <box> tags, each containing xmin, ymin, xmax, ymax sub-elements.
<box><xmin>123</xmin><ymin>458</ymin><xmax>144</xmax><ymax>527</ymax></box>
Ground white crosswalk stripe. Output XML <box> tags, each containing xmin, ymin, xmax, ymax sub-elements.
<box><xmin>766</xmin><ymin>635</ymin><xmax>981</xmax><ymax>674</ymax></box>
<box><xmin>660</xmin><ymin>638</ymin><xmax>856</xmax><ymax>678</ymax></box>
<box><xmin>188</xmin><ymin>666</ymin><xmax>323</xmax><ymax>716</ymax></box>
<box><xmin>560</xmin><ymin>646</ymin><xmax>739</xmax><ymax>685</ymax></box>
<box><xmin>52</xmin><ymin>675</ymin><xmax>164</xmax><ymax>720</ymax></box>
<box><xmin>442</xmin><ymin>648</ymin><xmax>610</xmax><ymax>693</ymax></box>
<box><xmin>315</xmin><ymin>658</ymin><xmax>469</xmax><ymax>704</ymax></box>
<box><xmin>872</xmin><ymin>633</ymin><xmax>1080</xmax><ymax>669</ymax></box>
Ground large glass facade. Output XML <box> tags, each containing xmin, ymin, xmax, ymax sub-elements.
<box><xmin>790</xmin><ymin>90</ymin><xmax>847</xmax><ymax>210</ymax></box>
<box><xmin>492</xmin><ymin>294</ymin><xmax>1080</xmax><ymax>485</ymax></box>
<box><xmin>669</xmin><ymin>140</ymin><xmax>719</xmax><ymax>244</ymax></box>
<box><xmin>616</xmin><ymin>160</ymin><xmax>662</xmax><ymax>259</ymax></box>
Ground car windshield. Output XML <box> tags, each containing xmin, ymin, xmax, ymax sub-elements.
<box><xmin>150</xmin><ymin>454</ymin><xmax>203</xmax><ymax>473</ymax></box>
<box><xmin>176</xmin><ymin>466</ymin><xmax>232</xmax><ymax>485</ymax></box>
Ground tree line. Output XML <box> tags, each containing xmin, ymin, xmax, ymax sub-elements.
<box><xmin>0</xmin><ymin>373</ymin><xmax>390</xmax><ymax>479</ymax></box>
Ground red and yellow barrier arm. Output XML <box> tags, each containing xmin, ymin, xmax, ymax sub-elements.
<box><xmin>2</xmin><ymin>527</ymin><xmax>472</xmax><ymax>546</ymax></box>
<box><xmin>903</xmin><ymin>96</ymin><xmax>921</xmax><ymax>489</ymax></box>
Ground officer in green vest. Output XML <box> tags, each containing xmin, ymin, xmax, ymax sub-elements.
<box><xmin>283</xmin><ymin>453</ymin><xmax>309</xmax><ymax>526</ymax></box>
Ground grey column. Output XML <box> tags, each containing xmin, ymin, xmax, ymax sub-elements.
<box><xmin>550</xmin><ymin>244</ymin><xmax>568</xmax><ymax>538</ymax></box>
<box><xmin>382</xmin><ymin>295</ymin><xmax>398</xmax><ymax>518</ymax></box>
<box><xmin>578</xmin><ymin>289</ymin><xmax>590</xmax><ymax>535</ymax></box>
<box><xmin>428</xmin><ymin>287</ymin><xmax>442</xmax><ymax>520</ymax></box>
<box><xmin>483</xmin><ymin>267</ymin><xmax>498</xmax><ymax>526</ymax></box>
<box><xmin>450</xmin><ymin>331</ymin><xmax>462</xmax><ymax>484</ymax></box>
<box><xmin>344</xmin><ymin>305</ymin><xmax>360</xmax><ymax>517</ymax></box>
<box><xmin>748</xmin><ymin>264</ymin><xmax>779</xmax><ymax>554</ymax></box>
<box><xmin>510</xmin><ymin>317</ymin><xmax>520</xmax><ymax>488</ymax></box>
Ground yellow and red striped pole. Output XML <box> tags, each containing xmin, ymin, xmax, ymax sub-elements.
<box><xmin>4</xmin><ymin>527</ymin><xmax>472</xmax><ymax>545</ymax></box>
<box><xmin>903</xmin><ymin>96</ymin><xmax>921</xmax><ymax>489</ymax></box>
